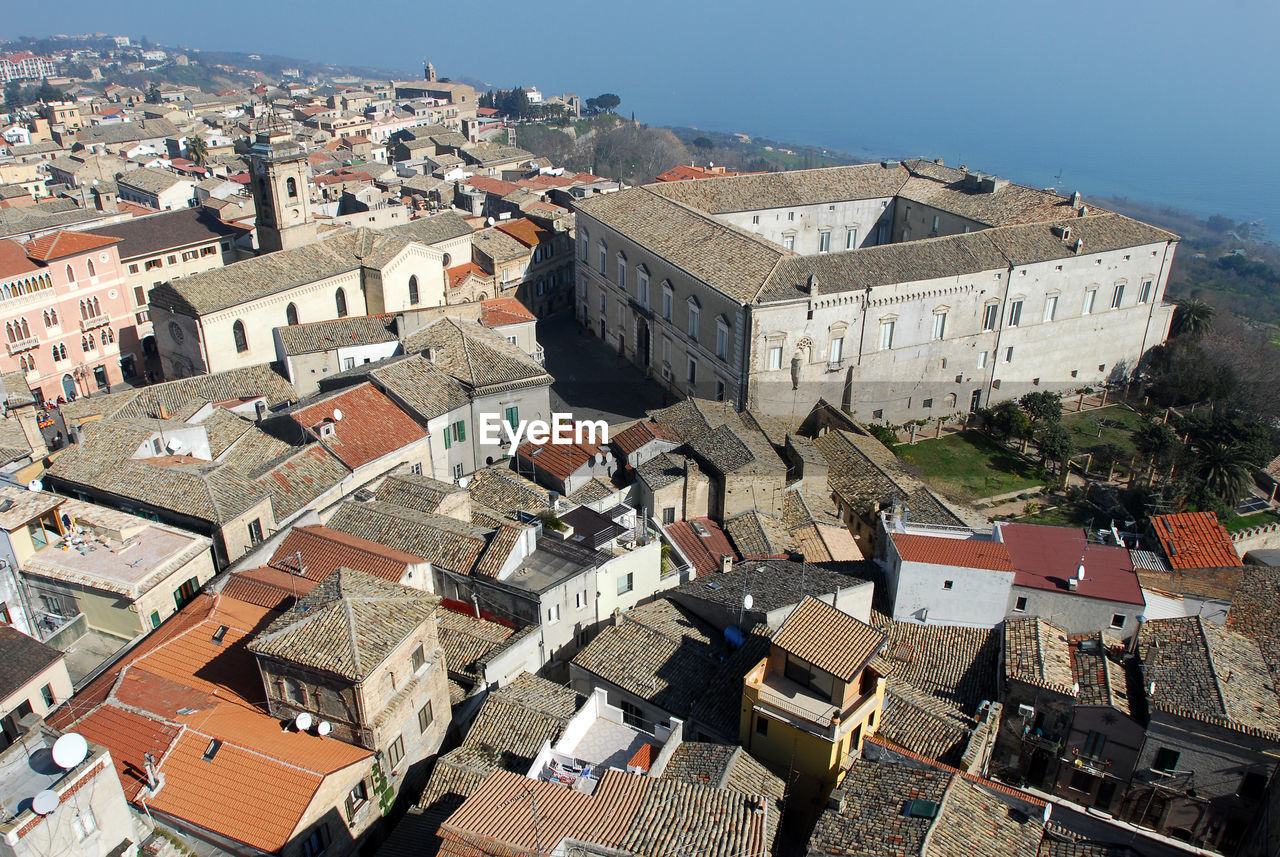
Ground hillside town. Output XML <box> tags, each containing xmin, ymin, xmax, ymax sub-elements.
<box><xmin>2</xmin><ymin>32</ymin><xmax>1280</xmax><ymax>857</ymax></box>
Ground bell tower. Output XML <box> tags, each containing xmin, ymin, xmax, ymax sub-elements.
<box><xmin>249</xmin><ymin>126</ymin><xmax>316</xmax><ymax>254</ymax></box>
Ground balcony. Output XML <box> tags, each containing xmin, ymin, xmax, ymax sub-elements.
<box><xmin>6</xmin><ymin>335</ymin><xmax>39</xmax><ymax>355</ymax></box>
<box><xmin>747</xmin><ymin>664</ymin><xmax>879</xmax><ymax>741</ymax></box>
<box><xmin>532</xmin><ymin>345</ymin><xmax>545</xmax><ymax>365</ymax></box>
<box><xmin>80</xmin><ymin>312</ymin><xmax>111</xmax><ymax>332</ymax></box>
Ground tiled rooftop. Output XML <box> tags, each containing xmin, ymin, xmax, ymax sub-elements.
<box><xmin>772</xmin><ymin>596</ymin><xmax>885</xmax><ymax>681</ymax></box>
<box><xmin>1003</xmin><ymin>617</ymin><xmax>1075</xmax><ymax>696</ymax></box>
<box><xmin>1150</xmin><ymin>511</ymin><xmax>1242</xmax><ymax>569</ymax></box>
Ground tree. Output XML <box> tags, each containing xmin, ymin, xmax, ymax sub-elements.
<box><xmin>1190</xmin><ymin>442</ymin><xmax>1252</xmax><ymax>508</ymax></box>
<box><xmin>986</xmin><ymin>400</ymin><xmax>1032</xmax><ymax>443</ymax></box>
<box><xmin>1019</xmin><ymin>391</ymin><xmax>1062</xmax><ymax>424</ymax></box>
<box><xmin>1171</xmin><ymin>298</ymin><xmax>1214</xmax><ymax>340</ymax></box>
<box><xmin>594</xmin><ymin>93</ymin><xmax>620</xmax><ymax>113</ymax></box>
<box><xmin>3</xmin><ymin>81</ymin><xmax>20</xmax><ymax>114</ymax></box>
<box><xmin>692</xmin><ymin>136</ymin><xmax>714</xmax><ymax>151</ymax></box>
<box><xmin>1036</xmin><ymin>422</ymin><xmax>1076</xmax><ymax>476</ymax></box>
<box><xmin>1133</xmin><ymin>419</ymin><xmax>1180</xmax><ymax>468</ymax></box>
<box><xmin>146</xmin><ymin>83</ymin><xmax>162</xmax><ymax>104</ymax></box>
<box><xmin>185</xmin><ymin>133</ymin><xmax>209</xmax><ymax>165</ymax></box>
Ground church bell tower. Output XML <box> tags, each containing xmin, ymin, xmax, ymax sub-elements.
<box><xmin>249</xmin><ymin>126</ymin><xmax>317</xmax><ymax>254</ymax></box>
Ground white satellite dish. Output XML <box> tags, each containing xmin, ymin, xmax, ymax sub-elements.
<box><xmin>332</xmin><ymin>409</ymin><xmax>343</xmax><ymax>422</ymax></box>
<box><xmin>166</xmin><ymin>437</ymin><xmax>184</xmax><ymax>453</ymax></box>
<box><xmin>743</xmin><ymin>594</ymin><xmax>754</xmax><ymax>610</ymax></box>
<box><xmin>51</xmin><ymin>733</ymin><xmax>88</xmax><ymax>769</ymax></box>
<box><xmin>31</xmin><ymin>790</ymin><xmax>59</xmax><ymax>815</ymax></box>
<box><xmin>316</xmin><ymin>720</ymin><xmax>332</xmax><ymax>737</ymax></box>
<box><xmin>486</xmin><ymin>216</ymin><xmax>495</xmax><ymax>226</ymax></box>
<box><xmin>294</xmin><ymin>712</ymin><xmax>314</xmax><ymax>732</ymax></box>
<box><xmin>1042</xmin><ymin>803</ymin><xmax>1053</xmax><ymax>823</ymax></box>
<box><xmin>27</xmin><ymin>479</ymin><xmax>43</xmax><ymax>493</ymax></box>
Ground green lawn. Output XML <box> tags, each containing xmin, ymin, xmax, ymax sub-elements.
<box><xmin>1059</xmin><ymin>405</ymin><xmax>1147</xmax><ymax>472</ymax></box>
<box><xmin>898</xmin><ymin>431</ymin><xmax>1044</xmax><ymax>501</ymax></box>
<box><xmin>1222</xmin><ymin>510</ymin><xmax>1280</xmax><ymax>532</ymax></box>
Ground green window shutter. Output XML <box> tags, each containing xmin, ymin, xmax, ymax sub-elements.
<box><xmin>505</xmin><ymin>407</ymin><xmax>518</xmax><ymax>429</ymax></box>
<box><xmin>456</xmin><ymin>420</ymin><xmax>465</xmax><ymax>442</ymax></box>
<box><xmin>443</xmin><ymin>428</ymin><xmax>451</xmax><ymax>450</ymax></box>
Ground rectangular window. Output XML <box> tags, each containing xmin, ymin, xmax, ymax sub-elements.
<box><xmin>662</xmin><ymin>336</ymin><xmax>670</xmax><ymax>364</ymax></box>
<box><xmin>302</xmin><ymin>826</ymin><xmax>329</xmax><ymax>857</ymax></box>
<box><xmin>1082</xmin><ymin>730</ymin><xmax>1107</xmax><ymax>760</ymax></box>
<box><xmin>662</xmin><ymin>287</ymin><xmax>672</xmax><ymax>320</ymax></box>
<box><xmin>1004</xmin><ymin>346</ymin><xmax>1014</xmax><ymax>363</ymax></box>
<box><xmin>145</xmin><ymin>258</ymin><xmax>162</xmax><ymax>271</ymax></box>
<box><xmin>755</xmin><ymin>715</ymin><xmax>769</xmax><ymax>737</ymax></box>
<box><xmin>982</xmin><ymin>304</ymin><xmax>999</xmax><ymax>331</ymax></box>
<box><xmin>181</xmin><ymin>249</ymin><xmax>198</xmax><ymax>262</ymax></box>
<box><xmin>687</xmin><ymin>357</ymin><xmax>697</xmax><ymax>384</ymax></box>
<box><xmin>830</xmin><ymin>336</ymin><xmax>844</xmax><ymax>363</ymax></box>
<box><xmin>662</xmin><ymin>507</ymin><xmax>676</xmax><ymax>525</ymax></box>
<box><xmin>752</xmin><ymin>215</ymin><xmax>759</xmax><ymax>224</ymax></box>
<box><xmin>599</xmin><ymin>291</ymin><xmax>606</xmax><ymax>314</ymax></box>
<box><xmin>638</xmin><ymin>271</ymin><xmax>649</xmax><ymax>308</ymax></box>
<box><xmin>200</xmin><ymin>246</ymin><xmax>217</xmax><ymax>257</ymax></box>
<box><xmin>1139</xmin><ymin>280</ymin><xmax>1153</xmax><ymax>303</ymax></box>
<box><xmin>715</xmin><ymin>378</ymin><xmax>726</xmax><ymax>401</ymax></box>
<box><xmin>411</xmin><ymin>644</ymin><xmax>425</xmax><ymax>671</ymax></box>
<box><xmin>617</xmin><ymin>572</ymin><xmax>634</xmax><ymax>595</ymax></box>
<box><xmin>575</xmin><ymin>590</ymin><xmax>586</xmax><ymax>609</ymax></box>
<box><xmin>343</xmin><ymin>357</ymin><xmax>355</xmax><ymax>370</ymax></box>
<box><xmin>1007</xmin><ymin>300</ymin><xmax>1023</xmax><ymax>327</ymax></box>
<box><xmin>505</xmin><ymin>406</ymin><xmax>519</xmax><ymax>429</ymax></box>
<box><xmin>931</xmin><ymin>215</ymin><xmax>940</xmax><ymax>232</ymax></box>
<box><xmin>687</xmin><ymin>306</ymin><xmax>699</xmax><ymax>341</ymax></box>
<box><xmin>931</xmin><ymin>313</ymin><xmax>946</xmax><ymax>341</ymax></box>
<box><xmin>128</xmin><ymin>263</ymin><xmax>140</xmax><ymax>274</ymax></box>
<box><xmin>617</xmin><ymin>260</ymin><xmax>626</xmax><ymax>291</ymax></box>
<box><xmin>248</xmin><ymin>519</ymin><xmax>263</xmax><ymax>545</ymax></box>
<box><xmin>768</xmin><ymin>346</ymin><xmax>783</xmax><ymax>371</ymax></box>
<box><xmin>782</xmin><ymin>234</ymin><xmax>795</xmax><ymax>251</ymax></box>
<box><xmin>386</xmin><ymin>736</ymin><xmax>405</xmax><ymax>769</ymax></box>
<box><xmin>452</xmin><ymin>463</ymin><xmax>463</xmax><ymax>480</ymax></box>
<box><xmin>1152</xmin><ymin>747</ymin><xmax>1180</xmax><ymax>774</ymax></box>
<box><xmin>453</xmin><ymin>421</ymin><xmax>466</xmax><ymax>443</ymax></box>
<box><xmin>818</xmin><ymin>230</ymin><xmax>831</xmax><ymax>253</ymax></box>
<box><xmin>1014</xmin><ymin>596</ymin><xmax>1028</xmax><ymax>611</ymax></box>
<box><xmin>716</xmin><ymin>323</ymin><xmax>728</xmax><ymax>360</ymax></box>
<box><xmin>1109</xmin><ymin>613</ymin><xmax>1126</xmax><ymax>630</ymax></box>
<box><xmin>846</xmin><ymin>228</ymin><xmax>858</xmax><ymax>249</ymax></box>
<box><xmin>1083</xmin><ymin>288</ymin><xmax>1097</xmax><ymax>315</ymax></box>
<box><xmin>1043</xmin><ymin>295</ymin><xmax>1058</xmax><ymax>322</ymax></box>
<box><xmin>410</xmin><ymin>462</ymin><xmax>422</xmax><ymax>476</ymax></box>
<box><xmin>133</xmin><ymin>285</ymin><xmax>147</xmax><ymax>306</ymax></box>
<box><xmin>1111</xmin><ymin>284</ymin><xmax>1125</xmax><ymax>308</ymax></box>
<box><xmin>942</xmin><ymin>580</ymin><xmax>953</xmax><ymax>590</ymax></box>
<box><xmin>546</xmin><ymin>604</ymin><xmax>561</xmax><ymax>624</ymax></box>
<box><xmin>579</xmin><ymin>235</ymin><xmax>587</xmax><ymax>261</ymax></box>
<box><xmin>879</xmin><ymin>320</ymin><xmax>895</xmax><ymax>350</ymax></box>
<box><xmin>345</xmin><ymin>781</ymin><xmax>368</xmax><ymax>822</ymax></box>
<box><xmin>597</xmin><ymin>245</ymin><xmax>606</xmax><ymax>275</ymax></box>
<box><xmin>418</xmin><ymin>700</ymin><xmax>434</xmax><ymax>733</ymax></box>
<box><xmin>978</xmin><ymin>350</ymin><xmax>989</xmax><ymax>369</ymax></box>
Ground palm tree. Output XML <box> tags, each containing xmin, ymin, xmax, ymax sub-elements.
<box><xmin>1192</xmin><ymin>442</ymin><xmax>1251</xmax><ymax>507</ymax></box>
<box><xmin>1171</xmin><ymin>298</ymin><xmax>1215</xmax><ymax>340</ymax></box>
<box><xmin>186</xmin><ymin>133</ymin><xmax>209</xmax><ymax>166</ymax></box>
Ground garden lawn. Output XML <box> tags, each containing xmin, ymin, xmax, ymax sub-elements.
<box><xmin>897</xmin><ymin>431</ymin><xmax>1043</xmax><ymax>501</ymax></box>
<box><xmin>1221</xmin><ymin>510</ymin><xmax>1280</xmax><ymax>532</ymax></box>
<box><xmin>1059</xmin><ymin>405</ymin><xmax>1146</xmax><ymax>467</ymax></box>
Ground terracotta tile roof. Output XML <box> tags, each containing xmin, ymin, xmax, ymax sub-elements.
<box><xmin>1226</xmin><ymin>566</ymin><xmax>1280</xmax><ymax>683</ymax></box>
<box><xmin>892</xmin><ymin>533</ymin><xmax>1014</xmax><ymax>571</ymax></box>
<box><xmin>403</xmin><ymin>317</ymin><xmax>550</xmax><ymax>393</ymax></box>
<box><xmin>772</xmin><ymin>596</ymin><xmax>886</xmax><ymax>680</ymax></box>
<box><xmin>0</xmin><ymin>238</ymin><xmax>41</xmax><ymax>278</ymax></box>
<box><xmin>22</xmin><ymin>229</ymin><xmax>120</xmax><ymax>261</ymax></box>
<box><xmin>437</xmin><ymin>608</ymin><xmax>516</xmax><ymax>685</ymax></box>
<box><xmin>369</xmin><ymin>354</ymin><xmax>471</xmax><ymax>420</ymax></box>
<box><xmin>290</xmin><ymin>382</ymin><xmax>425</xmax><ymax>469</ymax></box>
<box><xmin>48</xmin><ymin>591</ymin><xmax>372</xmax><ymax>853</ymax></box>
<box><xmin>269</xmin><ymin>524</ymin><xmax>421</xmax><ymax>583</ymax></box>
<box><xmin>610</xmin><ymin>420</ymin><xmax>678</xmax><ymax>456</ymax></box>
<box><xmin>877</xmin><ymin>677</ymin><xmax>979</xmax><ymax>766</ymax></box>
<box><xmin>248</xmin><ymin>568</ymin><xmax>438</xmax><ymax>681</ymax></box>
<box><xmin>465</xmin><ymin>176</ymin><xmax>519</xmax><ymax>197</ymax></box>
<box><xmin>1003</xmin><ymin>617</ymin><xmax>1075</xmax><ymax>695</ymax></box>
<box><xmin>1138</xmin><ymin>616</ymin><xmax>1280</xmax><ymax>739</ymax></box>
<box><xmin>275</xmin><ymin>314</ymin><xmax>398</xmax><ymax>355</ymax></box>
<box><xmin>253</xmin><ymin>443</ymin><xmax>351</xmax><ymax>521</ymax></box>
<box><xmin>872</xmin><ymin>613</ymin><xmax>1000</xmax><ymax>717</ymax></box>
<box><xmin>494</xmin><ymin>217</ymin><xmax>551</xmax><ymax>248</ymax></box>
<box><xmin>478</xmin><ymin>296</ymin><xmax>536</xmax><ymax>327</ymax></box>
<box><xmin>515</xmin><ymin>438</ymin><xmax>602</xmax><ymax>482</ymax></box>
<box><xmin>466</xmin><ymin>466</ymin><xmax>551</xmax><ymax>517</ymax></box>
<box><xmin>724</xmin><ymin>510</ymin><xmax>791</xmax><ymax>559</ymax></box>
<box><xmin>460</xmin><ymin>672</ymin><xmax>578</xmax><ymax>766</ymax></box>
<box><xmin>326</xmin><ymin>500</ymin><xmax>489</xmax><ymax>574</ymax></box>
<box><xmin>1150</xmin><ymin>511</ymin><xmax>1242</xmax><ymax>569</ymax></box>
<box><xmin>446</xmin><ymin>261</ymin><xmax>485</xmax><ymax>290</ymax></box>
<box><xmin>664</xmin><ymin>517</ymin><xmax>738</xmax><ymax>577</ymax></box>
<box><xmin>661</xmin><ymin>743</ymin><xmax>785</xmax><ymax>800</ymax></box>
<box><xmin>1001</xmin><ymin>524</ymin><xmax>1144</xmax><ymax>606</ymax></box>
<box><xmin>375</xmin><ymin>470</ymin><xmax>464</xmax><ymax>514</ymax></box>
<box><xmin>1068</xmin><ymin>633</ymin><xmax>1131</xmax><ymax>714</ymax></box>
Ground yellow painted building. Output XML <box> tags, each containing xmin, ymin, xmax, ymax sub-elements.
<box><xmin>740</xmin><ymin>596</ymin><xmax>887</xmax><ymax>807</ymax></box>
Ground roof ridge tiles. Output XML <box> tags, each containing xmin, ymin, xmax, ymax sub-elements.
<box><xmin>1196</xmin><ymin>616</ymin><xmax>1233</xmax><ymax>724</ymax></box>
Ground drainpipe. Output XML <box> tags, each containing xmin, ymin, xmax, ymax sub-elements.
<box><xmin>983</xmin><ymin>264</ymin><xmax>1016</xmax><ymax>409</ymax></box>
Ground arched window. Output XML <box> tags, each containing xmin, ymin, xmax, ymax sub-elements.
<box><xmin>20</xmin><ymin>318</ymin><xmax>29</xmax><ymax>339</ymax></box>
<box><xmin>50</xmin><ymin>346</ymin><xmax>58</xmax><ymax>361</ymax></box>
<box><xmin>335</xmin><ymin>288</ymin><xmax>348</xmax><ymax>318</ymax></box>
<box><xmin>286</xmin><ymin>177</ymin><xmax>298</xmax><ymax>198</ymax></box>
<box><xmin>81</xmin><ymin>335</ymin><xmax>90</xmax><ymax>352</ymax></box>
<box><xmin>92</xmin><ymin>297</ymin><xmax>100</xmax><ymax>316</ymax></box>
<box><xmin>286</xmin><ymin>303</ymin><xmax>299</xmax><ymax>326</ymax></box>
<box><xmin>4</xmin><ymin>323</ymin><xmax>13</xmax><ymax>343</ymax></box>
<box><xmin>87</xmin><ymin>259</ymin><xmax>96</xmax><ymax>277</ymax></box>
<box><xmin>43</xmin><ymin>310</ymin><xmax>50</xmax><ymax>327</ymax></box>
<box><xmin>441</xmin><ymin>253</ymin><xmax>452</xmax><ymax>268</ymax></box>
<box><xmin>408</xmin><ymin>276</ymin><xmax>419</xmax><ymax>306</ymax></box>
<box><xmin>105</xmin><ymin>328</ymin><xmax>114</xmax><ymax>344</ymax></box>
<box><xmin>65</xmin><ymin>264</ymin><xmax>75</xmax><ymax>282</ymax></box>
<box><xmin>232</xmin><ymin>320</ymin><xmax>248</xmax><ymax>352</ymax></box>
<box><xmin>58</xmin><ymin>344</ymin><xmax>66</xmax><ymax>360</ymax></box>
<box><xmin>79</xmin><ymin>300</ymin><xmax>88</xmax><ymax>320</ymax></box>
<box><xmin>49</xmin><ymin>308</ymin><xmax>56</xmax><ymax>325</ymax></box>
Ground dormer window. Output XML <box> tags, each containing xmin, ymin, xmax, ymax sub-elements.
<box><xmin>314</xmin><ymin>421</ymin><xmax>336</xmax><ymax>439</ymax></box>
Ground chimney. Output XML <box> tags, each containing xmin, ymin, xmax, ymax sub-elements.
<box><xmin>158</xmin><ymin>404</ymin><xmax>169</xmax><ymax>420</ymax></box>
<box><xmin>719</xmin><ymin>554</ymin><xmax>733</xmax><ymax>574</ymax></box>
<box><xmin>143</xmin><ymin>751</ymin><xmax>165</xmax><ymax>795</ymax></box>
<box><xmin>1071</xmin><ymin>191</ymin><xmax>1082</xmax><ymax>207</ymax></box>
<box><xmin>254</xmin><ymin>400</ymin><xmax>267</xmax><ymax>423</ymax></box>
<box><xmin>425</xmin><ymin>346</ymin><xmax>437</xmax><ymax>363</ymax></box>
<box><xmin>807</xmin><ymin>274</ymin><xmax>819</xmax><ymax>294</ymax></box>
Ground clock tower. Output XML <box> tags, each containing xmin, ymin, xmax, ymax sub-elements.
<box><xmin>248</xmin><ymin>127</ymin><xmax>316</xmax><ymax>254</ymax></box>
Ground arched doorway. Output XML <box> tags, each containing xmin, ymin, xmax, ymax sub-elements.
<box><xmin>142</xmin><ymin>335</ymin><xmax>158</xmax><ymax>357</ymax></box>
<box><xmin>61</xmin><ymin>374</ymin><xmax>75</xmax><ymax>400</ymax></box>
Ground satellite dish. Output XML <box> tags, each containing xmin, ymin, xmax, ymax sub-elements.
<box><xmin>27</xmin><ymin>479</ymin><xmax>43</xmax><ymax>493</ymax></box>
<box><xmin>166</xmin><ymin>437</ymin><xmax>184</xmax><ymax>453</ymax></box>
<box><xmin>31</xmin><ymin>790</ymin><xmax>59</xmax><ymax>815</ymax></box>
<box><xmin>1042</xmin><ymin>803</ymin><xmax>1052</xmax><ymax>823</ymax></box>
<box><xmin>316</xmin><ymin>720</ymin><xmax>332</xmax><ymax>737</ymax></box>
<box><xmin>1076</xmin><ymin>564</ymin><xmax>1086</xmax><ymax>581</ymax></box>
<box><xmin>486</xmin><ymin>216</ymin><xmax>495</xmax><ymax>226</ymax></box>
<box><xmin>743</xmin><ymin>594</ymin><xmax>754</xmax><ymax>610</ymax></box>
<box><xmin>332</xmin><ymin>409</ymin><xmax>343</xmax><ymax>421</ymax></box>
<box><xmin>52</xmin><ymin>733</ymin><xmax>88</xmax><ymax>769</ymax></box>
<box><xmin>294</xmin><ymin>712</ymin><xmax>314</xmax><ymax>732</ymax></box>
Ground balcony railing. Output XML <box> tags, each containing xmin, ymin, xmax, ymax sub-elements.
<box><xmin>80</xmin><ymin>312</ymin><xmax>111</xmax><ymax>332</ymax></box>
<box><xmin>6</xmin><ymin>335</ymin><xmax>39</xmax><ymax>355</ymax></box>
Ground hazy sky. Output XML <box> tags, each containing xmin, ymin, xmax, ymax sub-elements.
<box><xmin>10</xmin><ymin>0</ymin><xmax>1278</xmax><ymax>223</ymax></box>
